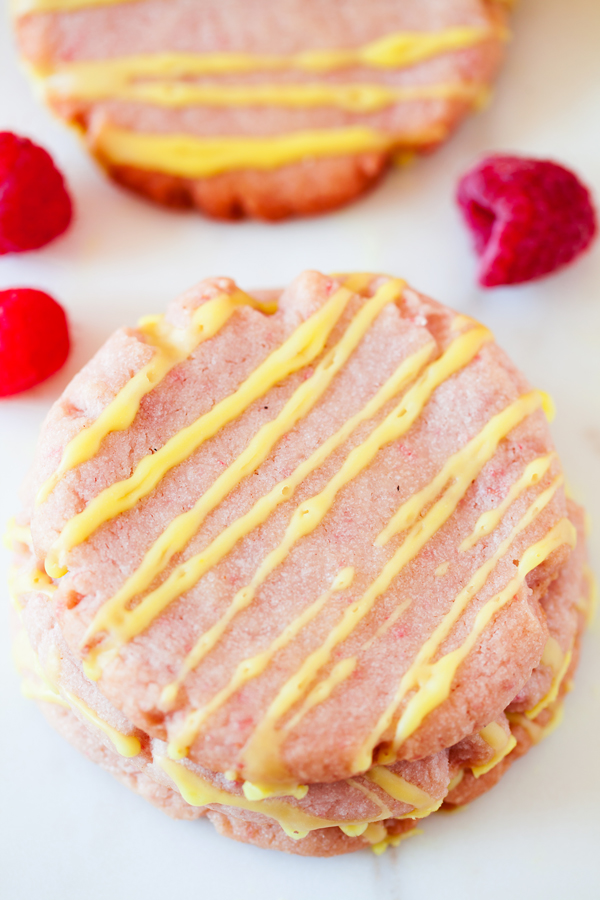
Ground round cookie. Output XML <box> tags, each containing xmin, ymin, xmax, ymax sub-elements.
<box><xmin>10</xmin><ymin>270</ymin><xmax>589</xmax><ymax>855</ymax></box>
<box><xmin>14</xmin><ymin>0</ymin><xmax>511</xmax><ymax>220</ymax></box>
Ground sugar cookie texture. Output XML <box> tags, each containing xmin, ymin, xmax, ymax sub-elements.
<box><xmin>13</xmin><ymin>0</ymin><xmax>511</xmax><ymax>220</ymax></box>
<box><xmin>10</xmin><ymin>271</ymin><xmax>591</xmax><ymax>856</ymax></box>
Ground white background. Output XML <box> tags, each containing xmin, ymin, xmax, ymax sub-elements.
<box><xmin>1</xmin><ymin>1</ymin><xmax>599</xmax><ymax>897</ymax></box>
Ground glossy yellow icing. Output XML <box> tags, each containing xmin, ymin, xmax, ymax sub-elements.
<box><xmin>434</xmin><ymin>561</ymin><xmax>449</xmax><ymax>577</ymax></box>
<box><xmin>242</xmin><ymin>781</ymin><xmax>308</xmax><ymax>802</ymax></box>
<box><xmin>47</xmin><ymin>281</ymin><xmax>355</xmax><ymax>579</ymax></box>
<box><xmin>8</xmin><ymin>564</ymin><xmax>56</xmax><ymax>610</ymax></box>
<box><xmin>525</xmin><ymin>637</ymin><xmax>573</xmax><ymax>720</ymax></box>
<box><xmin>91</xmin><ymin>122</ymin><xmax>449</xmax><ymax>181</ymax></box>
<box><xmin>37</xmin><ymin>289</ymin><xmax>270</xmax><ymax>507</ymax></box>
<box><xmin>447</xmin><ymin>770</ymin><xmax>464</xmax><ymax>792</ymax></box>
<box><xmin>44</xmin><ymin>66</ymin><xmax>486</xmax><ymax>112</ymax></box>
<box><xmin>12</xmin><ymin>617</ymin><xmax>140</xmax><ymax>759</ymax></box>
<box><xmin>156</xmin><ymin>757</ymin><xmax>391</xmax><ymax>840</ymax></box>
<box><xmin>63</xmin><ymin>690</ymin><xmax>141</xmax><ymax>757</ymax></box>
<box><xmin>459</xmin><ymin>453</ymin><xmax>556</xmax><ymax>552</ymax></box>
<box><xmin>507</xmin><ymin>702</ymin><xmax>564</xmax><ymax>744</ymax></box>
<box><xmin>81</xmin><ymin>278</ymin><xmax>403</xmax><ymax>674</ymax></box>
<box><xmin>471</xmin><ymin>722</ymin><xmax>517</xmax><ymax>777</ymax></box>
<box><xmin>582</xmin><ymin>564</ymin><xmax>597</xmax><ymax>626</ymax></box>
<box><xmin>371</xmin><ymin>827</ymin><xmax>421</xmax><ymax>856</ymax></box>
<box><xmin>365</xmin><ymin>767</ymin><xmax>440</xmax><ymax>816</ymax></box>
<box><xmin>354</xmin><ymin>475</ymin><xmax>570</xmax><ymax>769</ymax></box>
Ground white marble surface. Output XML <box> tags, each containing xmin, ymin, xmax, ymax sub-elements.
<box><xmin>1</xmin><ymin>1</ymin><xmax>599</xmax><ymax>897</ymax></box>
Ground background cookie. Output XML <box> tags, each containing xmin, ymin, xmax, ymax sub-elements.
<box><xmin>14</xmin><ymin>0</ymin><xmax>510</xmax><ymax>220</ymax></box>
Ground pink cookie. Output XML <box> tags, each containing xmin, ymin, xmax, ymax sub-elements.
<box><xmin>10</xmin><ymin>270</ymin><xmax>590</xmax><ymax>855</ymax></box>
<box><xmin>14</xmin><ymin>0</ymin><xmax>510</xmax><ymax>220</ymax></box>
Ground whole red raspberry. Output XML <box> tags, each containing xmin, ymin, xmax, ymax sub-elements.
<box><xmin>457</xmin><ymin>155</ymin><xmax>597</xmax><ymax>287</ymax></box>
<box><xmin>0</xmin><ymin>132</ymin><xmax>73</xmax><ymax>254</ymax></box>
<box><xmin>0</xmin><ymin>289</ymin><xmax>70</xmax><ymax>397</ymax></box>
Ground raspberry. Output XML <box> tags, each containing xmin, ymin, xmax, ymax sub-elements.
<box><xmin>457</xmin><ymin>155</ymin><xmax>597</xmax><ymax>287</ymax></box>
<box><xmin>0</xmin><ymin>289</ymin><xmax>70</xmax><ymax>397</ymax></box>
<box><xmin>0</xmin><ymin>132</ymin><xmax>73</xmax><ymax>254</ymax></box>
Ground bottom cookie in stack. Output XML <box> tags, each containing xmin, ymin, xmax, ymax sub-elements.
<box><xmin>8</xmin><ymin>271</ymin><xmax>593</xmax><ymax>856</ymax></box>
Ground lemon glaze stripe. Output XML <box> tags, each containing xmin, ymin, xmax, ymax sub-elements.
<box><xmin>471</xmin><ymin>722</ymin><xmax>517</xmax><ymax>778</ymax></box>
<box><xmin>46</xmin><ymin>280</ymin><xmax>356</xmax><ymax>578</ymax></box>
<box><xmin>12</xmin><ymin>612</ymin><xmax>141</xmax><ymax>756</ymax></box>
<box><xmin>91</xmin><ymin>122</ymin><xmax>453</xmax><ymax>181</ymax></box>
<box><xmin>157</xmin><ymin>756</ymin><xmax>392</xmax><ymax>841</ymax></box>
<box><xmin>80</xmin><ymin>277</ymin><xmax>405</xmax><ymax>669</ymax></box>
<box><xmin>43</xmin><ymin>72</ymin><xmax>488</xmax><ymax>113</ymax></box>
<box><xmin>22</xmin><ymin>22</ymin><xmax>500</xmax><ymax>76</ymax></box>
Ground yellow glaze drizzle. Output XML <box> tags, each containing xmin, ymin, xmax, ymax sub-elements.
<box><xmin>525</xmin><ymin>637</ymin><xmax>573</xmax><ymax>720</ymax></box>
<box><xmin>471</xmin><ymin>722</ymin><xmax>516</xmax><ymax>778</ymax></box>
<box><xmin>447</xmin><ymin>770</ymin><xmax>464</xmax><ymax>792</ymax></box>
<box><xmin>581</xmin><ymin>564</ymin><xmax>597</xmax><ymax>626</ymax></box>
<box><xmin>8</xmin><ymin>564</ymin><xmax>56</xmax><ymax>610</ymax></box>
<box><xmin>156</xmin><ymin>757</ymin><xmax>393</xmax><ymax>840</ymax></box>
<box><xmin>371</xmin><ymin>827</ymin><xmax>421</xmax><ymax>856</ymax></box>
<box><xmin>43</xmin><ymin>67</ymin><xmax>487</xmax><ymax>113</ymax></box>
<box><xmin>91</xmin><ymin>122</ymin><xmax>450</xmax><ymax>181</ymax></box>
<box><xmin>242</xmin><ymin>781</ymin><xmax>308</xmax><ymax>802</ymax></box>
<box><xmin>62</xmin><ymin>690</ymin><xmax>142</xmax><ymax>757</ymax></box>
<box><xmin>459</xmin><ymin>453</ymin><xmax>556</xmax><ymax>552</ymax></box>
<box><xmin>37</xmin><ymin>289</ymin><xmax>271</xmax><ymax>507</ymax></box>
<box><xmin>47</xmin><ymin>281</ymin><xmax>356</xmax><ymax>579</ymax></box>
<box><xmin>364</xmin><ymin>767</ymin><xmax>441</xmax><ymax>817</ymax></box>
<box><xmin>507</xmin><ymin>702</ymin><xmax>564</xmax><ymax>744</ymax></box>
